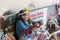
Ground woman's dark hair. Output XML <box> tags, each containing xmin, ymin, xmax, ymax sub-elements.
<box><xmin>17</xmin><ymin>10</ymin><xmax>30</xmax><ymax>25</ymax></box>
<box><xmin>14</xmin><ymin>10</ymin><xmax>26</xmax><ymax>39</ymax></box>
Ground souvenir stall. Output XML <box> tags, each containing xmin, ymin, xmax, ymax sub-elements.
<box><xmin>28</xmin><ymin>4</ymin><xmax>59</xmax><ymax>40</ymax></box>
<box><xmin>0</xmin><ymin>4</ymin><xmax>60</xmax><ymax>40</ymax></box>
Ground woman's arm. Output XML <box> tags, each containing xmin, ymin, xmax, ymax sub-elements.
<box><xmin>16</xmin><ymin>21</ymin><xmax>38</xmax><ymax>34</ymax></box>
<box><xmin>20</xmin><ymin>28</ymin><xmax>31</xmax><ymax>34</ymax></box>
<box><xmin>20</xmin><ymin>24</ymin><xmax>38</xmax><ymax>34</ymax></box>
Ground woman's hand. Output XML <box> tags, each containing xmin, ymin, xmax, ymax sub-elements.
<box><xmin>3</xmin><ymin>33</ymin><xmax>16</xmax><ymax>40</ymax></box>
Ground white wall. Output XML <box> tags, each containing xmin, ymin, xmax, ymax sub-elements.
<box><xmin>0</xmin><ymin>0</ymin><xmax>60</xmax><ymax>17</ymax></box>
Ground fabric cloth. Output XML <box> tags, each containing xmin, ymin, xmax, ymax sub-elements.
<box><xmin>39</xmin><ymin>34</ymin><xmax>45</xmax><ymax>40</ymax></box>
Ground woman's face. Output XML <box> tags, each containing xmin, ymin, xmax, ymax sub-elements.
<box><xmin>22</xmin><ymin>13</ymin><xmax>29</xmax><ymax>21</ymax></box>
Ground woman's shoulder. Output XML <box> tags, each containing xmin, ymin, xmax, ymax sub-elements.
<box><xmin>17</xmin><ymin>20</ymin><xmax>23</xmax><ymax>23</ymax></box>
<box><xmin>16</xmin><ymin>20</ymin><xmax>24</xmax><ymax>25</ymax></box>
<box><xmin>16</xmin><ymin>20</ymin><xmax>24</xmax><ymax>27</ymax></box>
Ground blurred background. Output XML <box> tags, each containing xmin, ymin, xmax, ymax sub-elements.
<box><xmin>0</xmin><ymin>0</ymin><xmax>60</xmax><ymax>17</ymax></box>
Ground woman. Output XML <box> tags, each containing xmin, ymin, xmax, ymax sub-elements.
<box><xmin>16</xmin><ymin>8</ymin><xmax>38</xmax><ymax>40</ymax></box>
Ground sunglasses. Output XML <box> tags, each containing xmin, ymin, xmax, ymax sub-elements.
<box><xmin>22</xmin><ymin>13</ymin><xmax>28</xmax><ymax>16</ymax></box>
<box><xmin>18</xmin><ymin>13</ymin><xmax>28</xmax><ymax>16</ymax></box>
<box><xmin>22</xmin><ymin>14</ymin><xmax>26</xmax><ymax>16</ymax></box>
